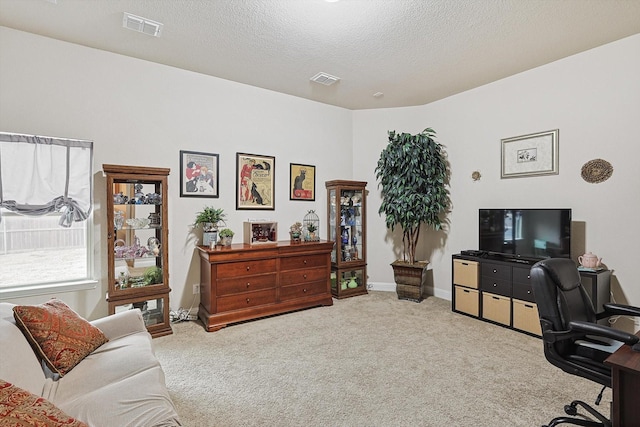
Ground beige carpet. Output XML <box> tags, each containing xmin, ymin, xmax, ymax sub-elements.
<box><xmin>153</xmin><ymin>291</ymin><xmax>610</xmax><ymax>426</ymax></box>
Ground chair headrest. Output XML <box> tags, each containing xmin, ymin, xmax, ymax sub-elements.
<box><xmin>532</xmin><ymin>258</ymin><xmax>581</xmax><ymax>291</ymax></box>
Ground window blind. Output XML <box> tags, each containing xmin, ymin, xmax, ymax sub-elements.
<box><xmin>0</xmin><ymin>132</ymin><xmax>93</xmax><ymax>227</ymax></box>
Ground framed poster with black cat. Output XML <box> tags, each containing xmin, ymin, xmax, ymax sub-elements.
<box><xmin>290</xmin><ymin>163</ymin><xmax>315</xmax><ymax>201</ymax></box>
<box><xmin>236</xmin><ymin>152</ymin><xmax>275</xmax><ymax>210</ymax></box>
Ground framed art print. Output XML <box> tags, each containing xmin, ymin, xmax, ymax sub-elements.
<box><xmin>501</xmin><ymin>129</ymin><xmax>559</xmax><ymax>179</ymax></box>
<box><xmin>289</xmin><ymin>163</ymin><xmax>316</xmax><ymax>201</ymax></box>
<box><xmin>179</xmin><ymin>150</ymin><xmax>219</xmax><ymax>197</ymax></box>
<box><xmin>236</xmin><ymin>152</ymin><xmax>275</xmax><ymax>210</ymax></box>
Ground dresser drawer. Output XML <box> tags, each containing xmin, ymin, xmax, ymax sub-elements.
<box><xmin>217</xmin><ymin>273</ymin><xmax>276</xmax><ymax>296</ymax></box>
<box><xmin>280</xmin><ymin>267</ymin><xmax>327</xmax><ymax>286</ymax></box>
<box><xmin>280</xmin><ymin>254</ymin><xmax>327</xmax><ymax>271</ymax></box>
<box><xmin>217</xmin><ymin>288</ymin><xmax>277</xmax><ymax>312</ymax></box>
<box><xmin>453</xmin><ymin>259</ymin><xmax>479</xmax><ymax>289</ymax></box>
<box><xmin>481</xmin><ymin>277</ymin><xmax>511</xmax><ymax>296</ymax></box>
<box><xmin>482</xmin><ymin>262</ymin><xmax>511</xmax><ymax>281</ymax></box>
<box><xmin>280</xmin><ymin>280</ymin><xmax>327</xmax><ymax>301</ymax></box>
<box><xmin>512</xmin><ymin>266</ymin><xmax>532</xmax><ymax>285</ymax></box>
<box><xmin>217</xmin><ymin>259</ymin><xmax>276</xmax><ymax>279</ymax></box>
<box><xmin>512</xmin><ymin>281</ymin><xmax>535</xmax><ymax>303</ymax></box>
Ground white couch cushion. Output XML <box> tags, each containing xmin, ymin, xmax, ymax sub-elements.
<box><xmin>0</xmin><ymin>302</ymin><xmax>46</xmax><ymax>396</ymax></box>
<box><xmin>46</xmin><ymin>331</ymin><xmax>181</xmax><ymax>427</ymax></box>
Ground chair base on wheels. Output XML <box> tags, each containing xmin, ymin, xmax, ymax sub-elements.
<box><xmin>543</xmin><ymin>400</ymin><xmax>611</xmax><ymax>427</ymax></box>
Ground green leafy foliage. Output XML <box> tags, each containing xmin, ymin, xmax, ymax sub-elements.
<box><xmin>218</xmin><ymin>228</ymin><xmax>234</xmax><ymax>237</ymax></box>
<box><xmin>375</xmin><ymin>128</ymin><xmax>449</xmax><ymax>264</ymax></box>
<box><xmin>194</xmin><ymin>207</ymin><xmax>226</xmax><ymax>227</ymax></box>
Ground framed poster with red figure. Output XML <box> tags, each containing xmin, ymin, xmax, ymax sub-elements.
<box><xmin>236</xmin><ymin>153</ymin><xmax>275</xmax><ymax>210</ymax></box>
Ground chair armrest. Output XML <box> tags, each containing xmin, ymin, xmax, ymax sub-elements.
<box><xmin>90</xmin><ymin>309</ymin><xmax>147</xmax><ymax>341</ymax></box>
<box><xmin>602</xmin><ymin>303</ymin><xmax>640</xmax><ymax>318</ymax></box>
<box><xmin>568</xmin><ymin>320</ymin><xmax>639</xmax><ymax>345</ymax></box>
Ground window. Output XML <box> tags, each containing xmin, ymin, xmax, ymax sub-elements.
<box><xmin>0</xmin><ymin>132</ymin><xmax>95</xmax><ymax>298</ymax></box>
<box><xmin>0</xmin><ymin>210</ymin><xmax>93</xmax><ymax>292</ymax></box>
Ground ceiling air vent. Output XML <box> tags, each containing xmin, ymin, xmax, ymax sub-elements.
<box><xmin>310</xmin><ymin>72</ymin><xmax>340</xmax><ymax>86</ymax></box>
<box><xmin>123</xmin><ymin>12</ymin><xmax>163</xmax><ymax>37</ymax></box>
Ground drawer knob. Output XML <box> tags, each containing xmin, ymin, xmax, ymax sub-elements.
<box><xmin>527</xmin><ymin>290</ymin><xmax>531</xmax><ymax>294</ymax></box>
<box><xmin>303</xmin><ymin>274</ymin><xmax>307</xmax><ymax>279</ymax></box>
<box><xmin>246</xmin><ymin>282</ymin><xmax>251</xmax><ymax>288</ymax></box>
<box><xmin>246</xmin><ymin>298</ymin><xmax>250</xmax><ymax>303</ymax></box>
<box><xmin>493</xmin><ymin>269</ymin><xmax>497</xmax><ymax>273</ymax></box>
<box><xmin>303</xmin><ymin>288</ymin><xmax>307</xmax><ymax>293</ymax></box>
<box><xmin>246</xmin><ymin>266</ymin><xmax>250</xmax><ymax>271</ymax></box>
<box><xmin>303</xmin><ymin>260</ymin><xmax>307</xmax><ymax>264</ymax></box>
<box><xmin>493</xmin><ymin>283</ymin><xmax>497</xmax><ymax>287</ymax></box>
<box><xmin>527</xmin><ymin>275</ymin><xmax>531</xmax><ymax>279</ymax></box>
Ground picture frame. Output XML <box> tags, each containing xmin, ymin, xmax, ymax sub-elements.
<box><xmin>501</xmin><ymin>129</ymin><xmax>559</xmax><ymax>179</ymax></box>
<box><xmin>179</xmin><ymin>150</ymin><xmax>219</xmax><ymax>197</ymax></box>
<box><xmin>236</xmin><ymin>152</ymin><xmax>275</xmax><ymax>210</ymax></box>
<box><xmin>289</xmin><ymin>163</ymin><xmax>316</xmax><ymax>201</ymax></box>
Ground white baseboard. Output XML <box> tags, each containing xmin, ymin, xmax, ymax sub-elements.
<box><xmin>367</xmin><ymin>282</ymin><xmax>452</xmax><ymax>301</ymax></box>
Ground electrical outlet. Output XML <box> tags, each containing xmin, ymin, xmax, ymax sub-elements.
<box><xmin>193</xmin><ymin>284</ymin><xmax>200</xmax><ymax>294</ymax></box>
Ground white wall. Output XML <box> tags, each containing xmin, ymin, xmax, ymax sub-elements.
<box><xmin>0</xmin><ymin>27</ymin><xmax>353</xmax><ymax>319</ymax></box>
<box><xmin>2</xmin><ymin>26</ymin><xmax>639</xmax><ymax>330</ymax></box>
<box><xmin>354</xmin><ymin>34</ymin><xmax>640</xmax><ymax>330</ymax></box>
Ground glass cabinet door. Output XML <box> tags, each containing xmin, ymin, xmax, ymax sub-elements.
<box><xmin>338</xmin><ymin>187</ymin><xmax>364</xmax><ymax>264</ymax></box>
<box><xmin>111</xmin><ymin>181</ymin><xmax>166</xmax><ymax>294</ymax></box>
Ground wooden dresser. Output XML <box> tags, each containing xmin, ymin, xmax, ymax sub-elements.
<box><xmin>197</xmin><ymin>240</ymin><xmax>334</xmax><ymax>332</ymax></box>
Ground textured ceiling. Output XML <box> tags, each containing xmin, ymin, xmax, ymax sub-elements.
<box><xmin>1</xmin><ymin>0</ymin><xmax>639</xmax><ymax>110</ymax></box>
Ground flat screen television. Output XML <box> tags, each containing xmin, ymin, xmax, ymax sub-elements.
<box><xmin>479</xmin><ymin>208</ymin><xmax>571</xmax><ymax>261</ymax></box>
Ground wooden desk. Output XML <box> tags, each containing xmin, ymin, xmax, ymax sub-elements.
<box><xmin>604</xmin><ymin>332</ymin><xmax>640</xmax><ymax>427</ymax></box>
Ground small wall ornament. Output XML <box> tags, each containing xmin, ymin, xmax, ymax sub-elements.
<box><xmin>471</xmin><ymin>170</ymin><xmax>481</xmax><ymax>182</ymax></box>
<box><xmin>581</xmin><ymin>159</ymin><xmax>613</xmax><ymax>183</ymax></box>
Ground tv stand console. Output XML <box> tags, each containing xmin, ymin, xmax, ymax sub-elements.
<box><xmin>452</xmin><ymin>254</ymin><xmax>611</xmax><ymax>336</ymax></box>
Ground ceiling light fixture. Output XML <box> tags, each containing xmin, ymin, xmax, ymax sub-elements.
<box><xmin>122</xmin><ymin>12</ymin><xmax>163</xmax><ymax>37</ymax></box>
<box><xmin>310</xmin><ymin>72</ymin><xmax>340</xmax><ymax>86</ymax></box>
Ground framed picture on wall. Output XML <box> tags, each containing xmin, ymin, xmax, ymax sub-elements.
<box><xmin>236</xmin><ymin>152</ymin><xmax>275</xmax><ymax>210</ymax></box>
<box><xmin>289</xmin><ymin>163</ymin><xmax>316</xmax><ymax>201</ymax></box>
<box><xmin>501</xmin><ymin>129</ymin><xmax>559</xmax><ymax>179</ymax></box>
<box><xmin>179</xmin><ymin>150</ymin><xmax>219</xmax><ymax>197</ymax></box>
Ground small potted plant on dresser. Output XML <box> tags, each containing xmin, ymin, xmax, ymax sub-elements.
<box><xmin>375</xmin><ymin>127</ymin><xmax>450</xmax><ymax>302</ymax></box>
<box><xmin>218</xmin><ymin>228</ymin><xmax>235</xmax><ymax>246</ymax></box>
<box><xmin>194</xmin><ymin>206</ymin><xmax>226</xmax><ymax>247</ymax></box>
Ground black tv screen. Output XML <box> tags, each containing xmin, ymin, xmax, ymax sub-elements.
<box><xmin>479</xmin><ymin>209</ymin><xmax>571</xmax><ymax>260</ymax></box>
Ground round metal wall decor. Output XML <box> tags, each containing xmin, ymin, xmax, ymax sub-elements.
<box><xmin>581</xmin><ymin>159</ymin><xmax>613</xmax><ymax>183</ymax></box>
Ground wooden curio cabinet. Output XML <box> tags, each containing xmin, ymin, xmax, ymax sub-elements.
<box><xmin>103</xmin><ymin>164</ymin><xmax>172</xmax><ymax>337</ymax></box>
<box><xmin>325</xmin><ymin>180</ymin><xmax>367</xmax><ymax>298</ymax></box>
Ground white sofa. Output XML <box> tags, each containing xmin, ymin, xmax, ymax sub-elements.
<box><xmin>0</xmin><ymin>302</ymin><xmax>181</xmax><ymax>427</ymax></box>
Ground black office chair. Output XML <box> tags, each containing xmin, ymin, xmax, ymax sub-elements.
<box><xmin>530</xmin><ymin>258</ymin><xmax>640</xmax><ymax>427</ymax></box>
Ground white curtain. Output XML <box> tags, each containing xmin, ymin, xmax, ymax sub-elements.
<box><xmin>0</xmin><ymin>132</ymin><xmax>93</xmax><ymax>227</ymax></box>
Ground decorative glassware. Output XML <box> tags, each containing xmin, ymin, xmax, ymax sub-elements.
<box><xmin>114</xmin><ymin>211</ymin><xmax>124</xmax><ymax>230</ymax></box>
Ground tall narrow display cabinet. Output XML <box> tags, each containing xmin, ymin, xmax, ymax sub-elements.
<box><xmin>104</xmin><ymin>164</ymin><xmax>172</xmax><ymax>337</ymax></box>
<box><xmin>325</xmin><ymin>180</ymin><xmax>367</xmax><ymax>298</ymax></box>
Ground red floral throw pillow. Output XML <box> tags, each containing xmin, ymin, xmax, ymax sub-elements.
<box><xmin>0</xmin><ymin>379</ymin><xmax>88</xmax><ymax>426</ymax></box>
<box><xmin>12</xmin><ymin>299</ymin><xmax>108</xmax><ymax>376</ymax></box>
